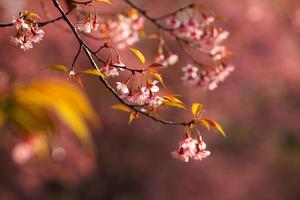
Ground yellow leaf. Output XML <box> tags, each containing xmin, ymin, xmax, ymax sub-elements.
<box><xmin>149</xmin><ymin>69</ymin><xmax>165</xmax><ymax>87</ymax></box>
<box><xmin>95</xmin><ymin>0</ymin><xmax>112</xmax><ymax>5</ymax></box>
<box><xmin>163</xmin><ymin>95</ymin><xmax>183</xmax><ymax>104</ymax></box>
<box><xmin>46</xmin><ymin>65</ymin><xmax>69</xmax><ymax>73</ymax></box>
<box><xmin>110</xmin><ymin>104</ymin><xmax>131</xmax><ymax>113</ymax></box>
<box><xmin>79</xmin><ymin>68</ymin><xmax>105</xmax><ymax>78</ymax></box>
<box><xmin>191</xmin><ymin>103</ymin><xmax>203</xmax><ymax>116</ymax></box>
<box><xmin>130</xmin><ymin>47</ymin><xmax>145</xmax><ymax>64</ymax></box>
<box><xmin>27</xmin><ymin>11</ymin><xmax>41</xmax><ymax>19</ymax></box>
<box><xmin>13</xmin><ymin>79</ymin><xmax>99</xmax><ymax>143</ymax></box>
<box><xmin>162</xmin><ymin>101</ymin><xmax>186</xmax><ymax>110</ymax></box>
<box><xmin>200</xmin><ymin>119</ymin><xmax>226</xmax><ymax>137</ymax></box>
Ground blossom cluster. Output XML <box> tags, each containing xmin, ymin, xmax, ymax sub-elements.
<box><xmin>105</xmin><ymin>10</ymin><xmax>145</xmax><ymax>49</ymax></box>
<box><xmin>171</xmin><ymin>136</ymin><xmax>210</xmax><ymax>162</ymax></box>
<box><xmin>116</xmin><ymin>80</ymin><xmax>164</xmax><ymax>108</ymax></box>
<box><xmin>182</xmin><ymin>62</ymin><xmax>234</xmax><ymax>90</ymax></box>
<box><xmin>165</xmin><ymin>10</ymin><xmax>234</xmax><ymax>89</ymax></box>
<box><xmin>166</xmin><ymin>14</ymin><xmax>229</xmax><ymax>61</ymax></box>
<box><xmin>11</xmin><ymin>11</ymin><xmax>45</xmax><ymax>51</ymax></box>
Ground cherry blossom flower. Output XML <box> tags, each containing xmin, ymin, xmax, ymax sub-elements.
<box><xmin>147</xmin><ymin>95</ymin><xmax>164</xmax><ymax>107</ymax></box>
<box><xmin>171</xmin><ymin>136</ymin><xmax>198</xmax><ymax>162</ymax></box>
<box><xmin>116</xmin><ymin>82</ymin><xmax>129</xmax><ymax>95</ymax></box>
<box><xmin>166</xmin><ymin>17</ymin><xmax>181</xmax><ymax>29</ymax></box>
<box><xmin>193</xmin><ymin>138</ymin><xmax>211</xmax><ymax>160</ymax></box>
<box><xmin>161</xmin><ymin>54</ymin><xmax>179</xmax><ymax>66</ymax></box>
<box><xmin>172</xmin><ymin>136</ymin><xmax>211</xmax><ymax>162</ymax></box>
<box><xmin>181</xmin><ymin>63</ymin><xmax>200</xmax><ymax>85</ymax></box>
<box><xmin>101</xmin><ymin>65</ymin><xmax>119</xmax><ymax>77</ymax></box>
<box><xmin>78</xmin><ymin>15</ymin><xmax>99</xmax><ymax>33</ymax></box>
<box><xmin>10</xmin><ymin>12</ymin><xmax>45</xmax><ymax>51</ymax></box>
<box><xmin>198</xmin><ymin>63</ymin><xmax>234</xmax><ymax>90</ymax></box>
<box><xmin>148</xmin><ymin>80</ymin><xmax>160</xmax><ymax>93</ymax></box>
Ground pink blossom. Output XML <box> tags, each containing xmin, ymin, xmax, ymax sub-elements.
<box><xmin>78</xmin><ymin>15</ymin><xmax>99</xmax><ymax>33</ymax></box>
<box><xmin>148</xmin><ymin>80</ymin><xmax>160</xmax><ymax>93</ymax></box>
<box><xmin>171</xmin><ymin>137</ymin><xmax>198</xmax><ymax>162</ymax></box>
<box><xmin>166</xmin><ymin>17</ymin><xmax>181</xmax><ymax>29</ymax></box>
<box><xmin>147</xmin><ymin>95</ymin><xmax>164</xmax><ymax>107</ymax></box>
<box><xmin>172</xmin><ymin>136</ymin><xmax>211</xmax><ymax>162</ymax></box>
<box><xmin>101</xmin><ymin>65</ymin><xmax>119</xmax><ymax>77</ymax></box>
<box><xmin>182</xmin><ymin>64</ymin><xmax>200</xmax><ymax>85</ymax></box>
<box><xmin>116</xmin><ymin>82</ymin><xmax>129</xmax><ymax>95</ymax></box>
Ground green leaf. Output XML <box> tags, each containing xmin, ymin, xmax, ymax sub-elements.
<box><xmin>79</xmin><ymin>68</ymin><xmax>105</xmax><ymax>78</ymax></box>
<box><xmin>46</xmin><ymin>65</ymin><xmax>69</xmax><ymax>73</ymax></box>
<box><xmin>130</xmin><ymin>47</ymin><xmax>145</xmax><ymax>64</ymax></box>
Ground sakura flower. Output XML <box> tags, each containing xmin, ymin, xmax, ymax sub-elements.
<box><xmin>116</xmin><ymin>82</ymin><xmax>129</xmax><ymax>95</ymax></box>
<box><xmin>161</xmin><ymin>54</ymin><xmax>179</xmax><ymax>66</ymax></box>
<box><xmin>147</xmin><ymin>95</ymin><xmax>164</xmax><ymax>107</ymax></box>
<box><xmin>78</xmin><ymin>15</ymin><xmax>99</xmax><ymax>33</ymax></box>
<box><xmin>12</xmin><ymin>18</ymin><xmax>29</xmax><ymax>30</ymax></box>
<box><xmin>193</xmin><ymin>138</ymin><xmax>211</xmax><ymax>160</ymax></box>
<box><xmin>198</xmin><ymin>63</ymin><xmax>234</xmax><ymax>90</ymax></box>
<box><xmin>171</xmin><ymin>136</ymin><xmax>198</xmax><ymax>162</ymax></box>
<box><xmin>200</xmin><ymin>14</ymin><xmax>215</xmax><ymax>27</ymax></box>
<box><xmin>101</xmin><ymin>65</ymin><xmax>119</xmax><ymax>77</ymax></box>
<box><xmin>181</xmin><ymin>64</ymin><xmax>200</xmax><ymax>85</ymax></box>
<box><xmin>132</xmin><ymin>90</ymin><xmax>149</xmax><ymax>105</ymax></box>
<box><xmin>11</xmin><ymin>36</ymin><xmax>33</xmax><ymax>51</ymax></box>
<box><xmin>166</xmin><ymin>17</ymin><xmax>181</xmax><ymax>29</ymax></box>
<box><xmin>10</xmin><ymin>11</ymin><xmax>45</xmax><ymax>51</ymax></box>
<box><xmin>148</xmin><ymin>80</ymin><xmax>160</xmax><ymax>93</ymax></box>
<box><xmin>172</xmin><ymin>136</ymin><xmax>211</xmax><ymax>162</ymax></box>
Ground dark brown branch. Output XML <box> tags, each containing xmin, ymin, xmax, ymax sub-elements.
<box><xmin>154</xmin><ymin>3</ymin><xmax>195</xmax><ymax>21</ymax></box>
<box><xmin>0</xmin><ymin>8</ymin><xmax>74</xmax><ymax>28</ymax></box>
<box><xmin>52</xmin><ymin>0</ymin><xmax>193</xmax><ymax>126</ymax></box>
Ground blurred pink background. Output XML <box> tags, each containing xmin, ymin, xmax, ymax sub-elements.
<box><xmin>0</xmin><ymin>0</ymin><xmax>300</xmax><ymax>199</ymax></box>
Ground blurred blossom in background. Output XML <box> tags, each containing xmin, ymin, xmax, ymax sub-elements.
<box><xmin>0</xmin><ymin>0</ymin><xmax>300</xmax><ymax>199</ymax></box>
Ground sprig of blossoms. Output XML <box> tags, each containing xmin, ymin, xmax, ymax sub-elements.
<box><xmin>165</xmin><ymin>8</ymin><xmax>234</xmax><ymax>89</ymax></box>
<box><xmin>11</xmin><ymin>11</ymin><xmax>45</xmax><ymax>51</ymax></box>
<box><xmin>171</xmin><ymin>136</ymin><xmax>210</xmax><ymax>162</ymax></box>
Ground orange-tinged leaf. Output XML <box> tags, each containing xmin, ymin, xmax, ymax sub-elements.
<box><xmin>130</xmin><ymin>47</ymin><xmax>145</xmax><ymax>64</ymax></box>
<box><xmin>162</xmin><ymin>101</ymin><xmax>186</xmax><ymax>110</ymax></box>
<box><xmin>110</xmin><ymin>104</ymin><xmax>131</xmax><ymax>113</ymax></box>
<box><xmin>191</xmin><ymin>103</ymin><xmax>203</xmax><ymax>116</ymax></box>
<box><xmin>200</xmin><ymin>119</ymin><xmax>226</xmax><ymax>137</ymax></box>
<box><xmin>27</xmin><ymin>11</ymin><xmax>41</xmax><ymax>19</ymax></box>
<box><xmin>163</xmin><ymin>95</ymin><xmax>183</xmax><ymax>104</ymax></box>
<box><xmin>13</xmin><ymin>79</ymin><xmax>99</xmax><ymax>143</ymax></box>
<box><xmin>149</xmin><ymin>69</ymin><xmax>165</xmax><ymax>87</ymax></box>
<box><xmin>46</xmin><ymin>65</ymin><xmax>69</xmax><ymax>73</ymax></box>
<box><xmin>95</xmin><ymin>0</ymin><xmax>112</xmax><ymax>5</ymax></box>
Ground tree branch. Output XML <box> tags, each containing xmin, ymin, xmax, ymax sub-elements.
<box><xmin>52</xmin><ymin>0</ymin><xmax>193</xmax><ymax>126</ymax></box>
